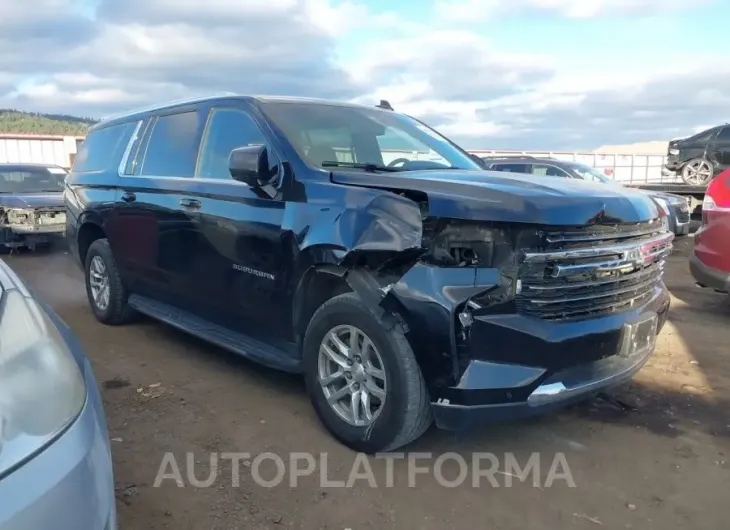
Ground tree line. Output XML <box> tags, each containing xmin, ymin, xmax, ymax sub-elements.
<box><xmin>0</xmin><ymin>109</ymin><xmax>98</xmax><ymax>136</ymax></box>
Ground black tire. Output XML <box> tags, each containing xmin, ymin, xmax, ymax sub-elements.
<box><xmin>84</xmin><ymin>238</ymin><xmax>137</xmax><ymax>325</ymax></box>
<box><xmin>303</xmin><ymin>292</ymin><xmax>432</xmax><ymax>453</ymax></box>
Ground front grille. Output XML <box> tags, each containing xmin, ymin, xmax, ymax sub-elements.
<box><xmin>517</xmin><ymin>219</ymin><xmax>672</xmax><ymax>320</ymax></box>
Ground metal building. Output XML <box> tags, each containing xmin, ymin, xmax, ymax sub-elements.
<box><xmin>0</xmin><ymin>133</ymin><xmax>83</xmax><ymax>169</ymax></box>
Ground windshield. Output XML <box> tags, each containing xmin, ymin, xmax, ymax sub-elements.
<box><xmin>261</xmin><ymin>102</ymin><xmax>483</xmax><ymax>172</ymax></box>
<box><xmin>567</xmin><ymin>163</ymin><xmax>617</xmax><ymax>184</ymax></box>
<box><xmin>0</xmin><ymin>166</ymin><xmax>66</xmax><ymax>193</ymax></box>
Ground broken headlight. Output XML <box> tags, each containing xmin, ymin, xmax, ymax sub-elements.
<box><xmin>424</xmin><ymin>220</ymin><xmax>515</xmax><ymax>268</ymax></box>
<box><xmin>5</xmin><ymin>208</ymin><xmax>34</xmax><ymax>225</ymax></box>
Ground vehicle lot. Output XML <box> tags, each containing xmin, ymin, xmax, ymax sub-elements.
<box><xmin>5</xmin><ymin>234</ymin><xmax>730</xmax><ymax>530</ymax></box>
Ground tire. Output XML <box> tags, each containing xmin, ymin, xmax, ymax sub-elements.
<box><xmin>681</xmin><ymin>158</ymin><xmax>713</xmax><ymax>185</ymax></box>
<box><xmin>84</xmin><ymin>238</ymin><xmax>137</xmax><ymax>325</ymax></box>
<box><xmin>303</xmin><ymin>292</ymin><xmax>432</xmax><ymax>453</ymax></box>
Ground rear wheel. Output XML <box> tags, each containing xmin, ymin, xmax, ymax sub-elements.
<box><xmin>303</xmin><ymin>292</ymin><xmax>432</xmax><ymax>453</ymax></box>
<box><xmin>681</xmin><ymin>158</ymin><xmax>713</xmax><ymax>185</ymax></box>
<box><xmin>84</xmin><ymin>238</ymin><xmax>137</xmax><ymax>325</ymax></box>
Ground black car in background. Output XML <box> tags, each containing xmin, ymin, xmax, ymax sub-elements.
<box><xmin>0</xmin><ymin>163</ymin><xmax>68</xmax><ymax>250</ymax></box>
<box><xmin>65</xmin><ymin>95</ymin><xmax>671</xmax><ymax>452</ymax></box>
<box><xmin>481</xmin><ymin>156</ymin><xmax>691</xmax><ymax>236</ymax></box>
<box><xmin>665</xmin><ymin>124</ymin><xmax>730</xmax><ymax>185</ymax></box>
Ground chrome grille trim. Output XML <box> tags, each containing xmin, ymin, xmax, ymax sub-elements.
<box><xmin>524</xmin><ymin>231</ymin><xmax>674</xmax><ymax>264</ymax></box>
<box><xmin>517</xmin><ymin>222</ymin><xmax>673</xmax><ymax>321</ymax></box>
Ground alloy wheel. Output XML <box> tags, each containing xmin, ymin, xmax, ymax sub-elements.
<box><xmin>89</xmin><ymin>255</ymin><xmax>110</xmax><ymax>311</ymax></box>
<box><xmin>317</xmin><ymin>324</ymin><xmax>387</xmax><ymax>427</ymax></box>
<box><xmin>683</xmin><ymin>160</ymin><xmax>713</xmax><ymax>185</ymax></box>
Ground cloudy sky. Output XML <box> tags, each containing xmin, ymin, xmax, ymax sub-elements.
<box><xmin>1</xmin><ymin>0</ymin><xmax>728</xmax><ymax>149</ymax></box>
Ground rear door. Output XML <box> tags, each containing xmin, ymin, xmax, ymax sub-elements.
<box><xmin>190</xmin><ymin>103</ymin><xmax>287</xmax><ymax>339</ymax></box>
<box><xmin>110</xmin><ymin>108</ymin><xmax>207</xmax><ymax>309</ymax></box>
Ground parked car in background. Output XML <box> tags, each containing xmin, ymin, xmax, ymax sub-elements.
<box><xmin>0</xmin><ymin>259</ymin><xmax>116</xmax><ymax>529</ymax></box>
<box><xmin>0</xmin><ymin>164</ymin><xmax>68</xmax><ymax>251</ymax></box>
<box><xmin>66</xmin><ymin>94</ymin><xmax>671</xmax><ymax>453</ymax></box>
<box><xmin>664</xmin><ymin>124</ymin><xmax>730</xmax><ymax>185</ymax></box>
<box><xmin>481</xmin><ymin>156</ymin><xmax>691</xmax><ymax>235</ymax></box>
<box><xmin>691</xmin><ymin>169</ymin><xmax>730</xmax><ymax>294</ymax></box>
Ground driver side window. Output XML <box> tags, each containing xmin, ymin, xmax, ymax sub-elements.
<box><xmin>197</xmin><ymin>107</ymin><xmax>273</xmax><ymax>180</ymax></box>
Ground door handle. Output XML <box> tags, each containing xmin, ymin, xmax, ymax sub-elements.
<box><xmin>179</xmin><ymin>198</ymin><xmax>201</xmax><ymax>209</ymax></box>
<box><xmin>121</xmin><ymin>192</ymin><xmax>136</xmax><ymax>203</ymax></box>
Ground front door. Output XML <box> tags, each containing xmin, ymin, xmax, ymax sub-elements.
<box><xmin>190</xmin><ymin>105</ymin><xmax>287</xmax><ymax>340</ymax></box>
<box><xmin>710</xmin><ymin>126</ymin><xmax>730</xmax><ymax>169</ymax></box>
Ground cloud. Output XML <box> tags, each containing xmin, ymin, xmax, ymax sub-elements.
<box><xmin>0</xmin><ymin>0</ymin><xmax>729</xmax><ymax>151</ymax></box>
<box><xmin>434</xmin><ymin>0</ymin><xmax>715</xmax><ymax>21</ymax></box>
<box><xmin>0</xmin><ymin>0</ymin><xmax>362</xmax><ymax>116</ymax></box>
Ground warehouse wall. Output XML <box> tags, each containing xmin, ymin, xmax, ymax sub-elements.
<box><xmin>0</xmin><ymin>134</ymin><xmax>81</xmax><ymax>168</ymax></box>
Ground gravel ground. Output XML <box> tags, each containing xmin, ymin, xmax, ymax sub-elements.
<box><xmin>5</xmin><ymin>232</ymin><xmax>729</xmax><ymax>530</ymax></box>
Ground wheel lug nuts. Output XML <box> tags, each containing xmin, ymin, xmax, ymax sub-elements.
<box><xmin>345</xmin><ymin>372</ymin><xmax>352</xmax><ymax>379</ymax></box>
<box><xmin>352</xmin><ymin>383</ymin><xmax>360</xmax><ymax>390</ymax></box>
<box><xmin>347</xmin><ymin>360</ymin><xmax>353</xmax><ymax>366</ymax></box>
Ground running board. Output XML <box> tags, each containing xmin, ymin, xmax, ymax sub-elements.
<box><xmin>128</xmin><ymin>294</ymin><xmax>301</xmax><ymax>373</ymax></box>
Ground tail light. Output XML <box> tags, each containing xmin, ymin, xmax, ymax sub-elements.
<box><xmin>703</xmin><ymin>169</ymin><xmax>730</xmax><ymax>212</ymax></box>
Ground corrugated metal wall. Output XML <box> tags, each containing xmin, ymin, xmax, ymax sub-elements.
<box><xmin>0</xmin><ymin>135</ymin><xmax>81</xmax><ymax>168</ymax></box>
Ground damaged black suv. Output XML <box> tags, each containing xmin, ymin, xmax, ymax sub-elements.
<box><xmin>65</xmin><ymin>95</ymin><xmax>672</xmax><ymax>452</ymax></box>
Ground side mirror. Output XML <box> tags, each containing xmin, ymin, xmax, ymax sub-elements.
<box><xmin>229</xmin><ymin>145</ymin><xmax>270</xmax><ymax>186</ymax></box>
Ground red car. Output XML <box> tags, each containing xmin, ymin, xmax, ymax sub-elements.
<box><xmin>690</xmin><ymin>169</ymin><xmax>730</xmax><ymax>292</ymax></box>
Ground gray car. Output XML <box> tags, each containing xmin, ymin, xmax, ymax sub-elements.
<box><xmin>0</xmin><ymin>259</ymin><xmax>116</xmax><ymax>529</ymax></box>
<box><xmin>481</xmin><ymin>156</ymin><xmax>691</xmax><ymax>236</ymax></box>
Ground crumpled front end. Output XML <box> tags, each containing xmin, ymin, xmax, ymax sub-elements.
<box><xmin>1</xmin><ymin>207</ymin><xmax>67</xmax><ymax>248</ymax></box>
<box><xmin>377</xmin><ymin>216</ymin><xmax>672</xmax><ymax>431</ymax></box>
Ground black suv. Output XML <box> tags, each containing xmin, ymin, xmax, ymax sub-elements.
<box><xmin>665</xmin><ymin>125</ymin><xmax>730</xmax><ymax>185</ymax></box>
<box><xmin>65</xmin><ymin>95</ymin><xmax>672</xmax><ymax>452</ymax></box>
<box><xmin>481</xmin><ymin>156</ymin><xmax>691</xmax><ymax>235</ymax></box>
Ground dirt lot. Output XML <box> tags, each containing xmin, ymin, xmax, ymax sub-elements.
<box><xmin>5</xmin><ymin>233</ymin><xmax>730</xmax><ymax>530</ymax></box>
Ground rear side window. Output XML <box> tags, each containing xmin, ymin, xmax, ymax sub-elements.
<box><xmin>491</xmin><ymin>163</ymin><xmax>529</xmax><ymax>173</ymax></box>
<box><xmin>716</xmin><ymin>127</ymin><xmax>730</xmax><ymax>141</ymax></box>
<box><xmin>140</xmin><ymin>111</ymin><xmax>205</xmax><ymax>177</ymax></box>
<box><xmin>531</xmin><ymin>164</ymin><xmax>567</xmax><ymax>177</ymax></box>
<box><xmin>73</xmin><ymin>121</ymin><xmax>138</xmax><ymax>172</ymax></box>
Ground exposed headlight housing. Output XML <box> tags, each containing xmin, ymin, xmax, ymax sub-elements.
<box><xmin>4</xmin><ymin>208</ymin><xmax>34</xmax><ymax>225</ymax></box>
<box><xmin>423</xmin><ymin>220</ymin><xmax>515</xmax><ymax>268</ymax></box>
<box><xmin>0</xmin><ymin>288</ymin><xmax>86</xmax><ymax>477</ymax></box>
<box><xmin>669</xmin><ymin>149</ymin><xmax>680</xmax><ymax>155</ymax></box>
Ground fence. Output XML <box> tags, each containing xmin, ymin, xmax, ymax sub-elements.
<box><xmin>469</xmin><ymin>150</ymin><xmax>677</xmax><ymax>184</ymax></box>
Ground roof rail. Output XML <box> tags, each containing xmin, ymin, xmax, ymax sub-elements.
<box><xmin>99</xmin><ymin>92</ymin><xmax>239</xmax><ymax>123</ymax></box>
<box><xmin>376</xmin><ymin>100</ymin><xmax>394</xmax><ymax>110</ymax></box>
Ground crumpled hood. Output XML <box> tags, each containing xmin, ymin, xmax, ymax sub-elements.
<box><xmin>0</xmin><ymin>193</ymin><xmax>64</xmax><ymax>209</ymax></box>
<box><xmin>331</xmin><ymin>169</ymin><xmax>659</xmax><ymax>225</ymax></box>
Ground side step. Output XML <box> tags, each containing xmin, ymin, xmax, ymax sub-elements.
<box><xmin>128</xmin><ymin>294</ymin><xmax>301</xmax><ymax>373</ymax></box>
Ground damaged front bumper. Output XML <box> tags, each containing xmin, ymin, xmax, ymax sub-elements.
<box><xmin>385</xmin><ymin>261</ymin><xmax>670</xmax><ymax>432</ymax></box>
<box><xmin>1</xmin><ymin>225</ymin><xmax>65</xmax><ymax>248</ymax></box>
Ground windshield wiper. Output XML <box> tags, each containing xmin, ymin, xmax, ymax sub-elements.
<box><xmin>321</xmin><ymin>161</ymin><xmax>402</xmax><ymax>172</ymax></box>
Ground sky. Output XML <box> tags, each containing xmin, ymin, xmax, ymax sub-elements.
<box><xmin>1</xmin><ymin>0</ymin><xmax>729</xmax><ymax>150</ymax></box>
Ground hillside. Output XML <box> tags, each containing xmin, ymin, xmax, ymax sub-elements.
<box><xmin>0</xmin><ymin>109</ymin><xmax>97</xmax><ymax>136</ymax></box>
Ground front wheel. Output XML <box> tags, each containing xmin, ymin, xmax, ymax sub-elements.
<box><xmin>303</xmin><ymin>292</ymin><xmax>432</xmax><ymax>453</ymax></box>
<box><xmin>84</xmin><ymin>238</ymin><xmax>137</xmax><ymax>325</ymax></box>
<box><xmin>681</xmin><ymin>158</ymin><xmax>713</xmax><ymax>185</ymax></box>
